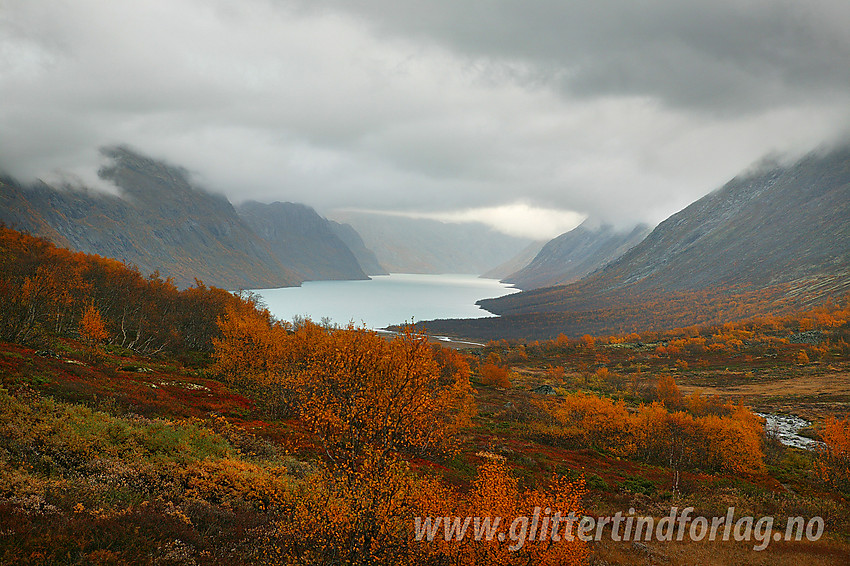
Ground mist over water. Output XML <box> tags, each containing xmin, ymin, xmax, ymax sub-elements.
<box><xmin>253</xmin><ymin>273</ymin><xmax>519</xmax><ymax>329</ymax></box>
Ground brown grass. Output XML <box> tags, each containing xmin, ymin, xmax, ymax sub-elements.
<box><xmin>678</xmin><ymin>371</ymin><xmax>850</xmax><ymax>420</ymax></box>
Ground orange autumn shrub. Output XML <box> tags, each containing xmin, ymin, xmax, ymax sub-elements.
<box><xmin>261</xmin><ymin>458</ymin><xmax>425</xmax><ymax>565</ymax></box>
<box><xmin>537</xmin><ymin>391</ymin><xmax>765</xmax><ymax>474</ymax></box>
<box><xmin>285</xmin><ymin>324</ymin><xmax>476</xmax><ymax>472</ymax></box>
<box><xmin>696</xmin><ymin>412</ymin><xmax>765</xmax><ymax>474</ymax></box>
<box><xmin>480</xmin><ymin>363</ymin><xmax>512</xmax><ymax>388</ymax></box>
<box><xmin>545</xmin><ymin>393</ymin><xmax>633</xmax><ymax>456</ymax></box>
<box><xmin>264</xmin><ymin>457</ymin><xmax>587</xmax><ymax>566</ymax></box>
<box><xmin>211</xmin><ymin>300</ymin><xmax>294</xmax><ymax>416</ymax></box>
<box><xmin>815</xmin><ymin>417</ymin><xmax>850</xmax><ymax>494</ymax></box>
<box><xmin>211</xmin><ymin>301</ymin><xmax>289</xmax><ymax>383</ymax></box>
<box><xmin>183</xmin><ymin>458</ymin><xmax>290</xmax><ymax>511</ymax></box>
<box><xmin>419</xmin><ymin>457</ymin><xmax>588</xmax><ymax>566</ymax></box>
<box><xmin>213</xmin><ymin>319</ymin><xmax>476</xmax><ymax>473</ymax></box>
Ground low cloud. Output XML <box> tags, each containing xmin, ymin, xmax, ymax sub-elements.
<box><xmin>338</xmin><ymin>203</ymin><xmax>586</xmax><ymax>240</ymax></box>
<box><xmin>2</xmin><ymin>0</ymin><xmax>849</xmax><ymax>238</ymax></box>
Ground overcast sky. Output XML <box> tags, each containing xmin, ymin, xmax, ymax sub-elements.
<box><xmin>2</xmin><ymin>0</ymin><xmax>849</xmax><ymax>239</ymax></box>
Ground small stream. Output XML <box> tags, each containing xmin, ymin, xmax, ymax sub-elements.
<box><xmin>757</xmin><ymin>413</ymin><xmax>823</xmax><ymax>451</ymax></box>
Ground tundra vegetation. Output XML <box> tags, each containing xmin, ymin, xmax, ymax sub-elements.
<box><xmin>0</xmin><ymin>226</ymin><xmax>848</xmax><ymax>565</ymax></box>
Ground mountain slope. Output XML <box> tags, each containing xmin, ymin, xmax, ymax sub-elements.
<box><xmin>0</xmin><ymin>147</ymin><xmax>381</xmax><ymax>289</ymax></box>
<box><xmin>502</xmin><ymin>222</ymin><xmax>651</xmax><ymax>290</ymax></box>
<box><xmin>330</xmin><ymin>211</ymin><xmax>531</xmax><ymax>275</ymax></box>
<box><xmin>237</xmin><ymin>201</ymin><xmax>368</xmax><ymax>282</ymax></box>
<box><xmin>483</xmin><ymin>146</ymin><xmax>850</xmax><ymax>319</ymax></box>
<box><xmin>0</xmin><ymin>147</ymin><xmax>302</xmax><ymax>289</ymax></box>
<box><xmin>483</xmin><ymin>148</ymin><xmax>850</xmax><ymax>320</ymax></box>
<box><xmin>328</xmin><ymin>220</ymin><xmax>388</xmax><ymax>275</ymax></box>
<box><xmin>413</xmin><ymin>146</ymin><xmax>850</xmax><ymax>340</ymax></box>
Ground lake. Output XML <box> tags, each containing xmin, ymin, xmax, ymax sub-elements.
<box><xmin>253</xmin><ymin>273</ymin><xmax>519</xmax><ymax>330</ymax></box>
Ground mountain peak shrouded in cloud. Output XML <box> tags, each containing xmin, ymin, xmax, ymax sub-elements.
<box><xmin>0</xmin><ymin>147</ymin><xmax>385</xmax><ymax>288</ymax></box>
<box><xmin>2</xmin><ymin>0</ymin><xmax>850</xmax><ymax>233</ymax></box>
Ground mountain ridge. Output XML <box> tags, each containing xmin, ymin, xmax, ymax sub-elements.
<box><xmin>236</xmin><ymin>201</ymin><xmax>369</xmax><ymax>282</ymax></box>
<box><xmin>481</xmin><ymin>145</ymin><xmax>850</xmax><ymax>319</ymax></box>
<box><xmin>412</xmin><ymin>145</ymin><xmax>850</xmax><ymax>340</ymax></box>
<box><xmin>502</xmin><ymin>222</ymin><xmax>651</xmax><ymax>290</ymax></box>
<box><xmin>0</xmin><ymin>147</ymin><xmax>380</xmax><ymax>289</ymax></box>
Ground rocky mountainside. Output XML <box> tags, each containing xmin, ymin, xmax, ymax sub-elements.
<box><xmin>415</xmin><ymin>146</ymin><xmax>850</xmax><ymax>340</ymax></box>
<box><xmin>0</xmin><ymin>147</ymin><xmax>378</xmax><ymax>289</ymax></box>
<box><xmin>330</xmin><ymin>211</ymin><xmax>532</xmax><ymax>275</ymax></box>
<box><xmin>327</xmin><ymin>220</ymin><xmax>388</xmax><ymax>276</ymax></box>
<box><xmin>502</xmin><ymin>222</ymin><xmax>651</xmax><ymax>290</ymax></box>
<box><xmin>237</xmin><ymin>201</ymin><xmax>369</xmax><ymax>282</ymax></box>
<box><xmin>483</xmin><ymin>146</ymin><xmax>850</xmax><ymax>319</ymax></box>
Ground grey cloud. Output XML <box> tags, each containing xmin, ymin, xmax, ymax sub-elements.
<box><xmin>297</xmin><ymin>0</ymin><xmax>850</xmax><ymax>112</ymax></box>
<box><xmin>1</xmin><ymin>0</ymin><xmax>849</xmax><ymax>235</ymax></box>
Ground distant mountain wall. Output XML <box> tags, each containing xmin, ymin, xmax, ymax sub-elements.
<box><xmin>330</xmin><ymin>211</ymin><xmax>532</xmax><ymax>275</ymax></box>
<box><xmin>479</xmin><ymin>240</ymin><xmax>546</xmax><ymax>281</ymax></box>
<box><xmin>237</xmin><ymin>201</ymin><xmax>368</xmax><ymax>282</ymax></box>
<box><xmin>327</xmin><ymin>220</ymin><xmax>388</xmax><ymax>275</ymax></box>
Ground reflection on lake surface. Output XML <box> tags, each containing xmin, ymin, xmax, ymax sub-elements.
<box><xmin>253</xmin><ymin>273</ymin><xmax>519</xmax><ymax>330</ymax></box>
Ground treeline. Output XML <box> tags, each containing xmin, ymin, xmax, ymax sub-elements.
<box><xmin>0</xmin><ymin>226</ymin><xmax>246</xmax><ymax>354</ymax></box>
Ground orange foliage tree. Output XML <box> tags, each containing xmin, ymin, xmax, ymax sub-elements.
<box><xmin>287</xmin><ymin>324</ymin><xmax>476</xmax><ymax>473</ymax></box>
<box><xmin>211</xmin><ymin>298</ymin><xmax>293</xmax><ymax>416</ymax></box>
<box><xmin>79</xmin><ymin>302</ymin><xmax>108</xmax><ymax>345</ymax></box>
<box><xmin>815</xmin><ymin>417</ymin><xmax>850</xmax><ymax>494</ymax></box>
<box><xmin>213</xmin><ymin>317</ymin><xmax>476</xmax><ymax>473</ymax></box>
<box><xmin>480</xmin><ymin>362</ymin><xmax>512</xmax><ymax>388</ymax></box>
<box><xmin>656</xmin><ymin>373</ymin><xmax>683</xmax><ymax>408</ymax></box>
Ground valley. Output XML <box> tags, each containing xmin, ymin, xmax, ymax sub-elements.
<box><xmin>3</xmin><ymin>1</ymin><xmax>850</xmax><ymax>563</ymax></box>
<box><xmin>0</xmin><ymin>249</ymin><xmax>847</xmax><ymax>564</ymax></box>
<box><xmin>1</xmin><ymin>145</ymin><xmax>849</xmax><ymax>566</ymax></box>
<box><xmin>0</xmin><ymin>121</ymin><xmax>850</xmax><ymax>566</ymax></box>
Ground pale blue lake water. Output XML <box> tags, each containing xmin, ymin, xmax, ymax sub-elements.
<box><xmin>253</xmin><ymin>273</ymin><xmax>519</xmax><ymax>330</ymax></box>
